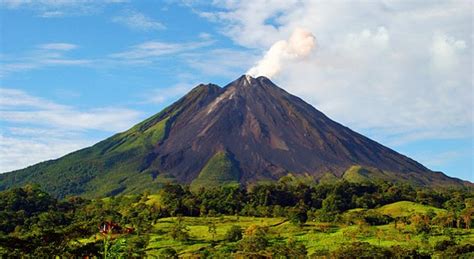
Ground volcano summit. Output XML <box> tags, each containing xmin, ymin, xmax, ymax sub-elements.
<box><xmin>0</xmin><ymin>75</ymin><xmax>467</xmax><ymax>198</ymax></box>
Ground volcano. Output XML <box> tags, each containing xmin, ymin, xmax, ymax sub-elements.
<box><xmin>0</xmin><ymin>75</ymin><xmax>468</xmax><ymax>198</ymax></box>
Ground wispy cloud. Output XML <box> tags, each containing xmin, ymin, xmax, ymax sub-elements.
<box><xmin>112</xmin><ymin>10</ymin><xmax>166</xmax><ymax>31</ymax></box>
<box><xmin>0</xmin><ymin>38</ymin><xmax>216</xmax><ymax>76</ymax></box>
<box><xmin>0</xmin><ymin>42</ymin><xmax>91</xmax><ymax>77</ymax></box>
<box><xmin>110</xmin><ymin>40</ymin><xmax>214</xmax><ymax>60</ymax></box>
<box><xmin>0</xmin><ymin>130</ymin><xmax>93</xmax><ymax>173</ymax></box>
<box><xmin>0</xmin><ymin>88</ymin><xmax>141</xmax><ymax>131</ymax></box>
<box><xmin>0</xmin><ymin>87</ymin><xmax>142</xmax><ymax>172</ymax></box>
<box><xmin>0</xmin><ymin>88</ymin><xmax>63</xmax><ymax>110</ymax></box>
<box><xmin>39</xmin><ymin>43</ymin><xmax>78</xmax><ymax>51</ymax></box>
<box><xmin>0</xmin><ymin>0</ymin><xmax>127</xmax><ymax>17</ymax></box>
<box><xmin>144</xmin><ymin>83</ymin><xmax>193</xmax><ymax>105</ymax></box>
<box><xmin>183</xmin><ymin>48</ymin><xmax>258</xmax><ymax>77</ymax></box>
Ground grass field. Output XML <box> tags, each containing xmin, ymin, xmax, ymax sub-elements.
<box><xmin>376</xmin><ymin>201</ymin><xmax>446</xmax><ymax>217</ymax></box>
<box><xmin>144</xmin><ymin>213</ymin><xmax>474</xmax><ymax>257</ymax></box>
<box><xmin>76</xmin><ymin>196</ymin><xmax>473</xmax><ymax>257</ymax></box>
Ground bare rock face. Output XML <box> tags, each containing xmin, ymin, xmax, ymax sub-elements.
<box><xmin>148</xmin><ymin>75</ymin><xmax>430</xmax><ymax>183</ymax></box>
<box><xmin>0</xmin><ymin>75</ymin><xmax>468</xmax><ymax>198</ymax></box>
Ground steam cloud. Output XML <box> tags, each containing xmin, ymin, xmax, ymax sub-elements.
<box><xmin>247</xmin><ymin>28</ymin><xmax>316</xmax><ymax>78</ymax></box>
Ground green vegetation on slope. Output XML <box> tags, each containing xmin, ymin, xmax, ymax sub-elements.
<box><xmin>191</xmin><ymin>151</ymin><xmax>240</xmax><ymax>190</ymax></box>
<box><xmin>0</xmin><ymin>84</ymin><xmax>228</xmax><ymax>199</ymax></box>
<box><xmin>376</xmin><ymin>201</ymin><xmax>446</xmax><ymax>217</ymax></box>
<box><xmin>342</xmin><ymin>165</ymin><xmax>468</xmax><ymax>189</ymax></box>
<box><xmin>318</xmin><ymin>172</ymin><xmax>339</xmax><ymax>184</ymax></box>
<box><xmin>110</xmin><ymin>116</ymin><xmax>170</xmax><ymax>153</ymax></box>
<box><xmin>0</xmin><ymin>114</ymin><xmax>173</xmax><ymax>199</ymax></box>
<box><xmin>342</xmin><ymin>165</ymin><xmax>392</xmax><ymax>183</ymax></box>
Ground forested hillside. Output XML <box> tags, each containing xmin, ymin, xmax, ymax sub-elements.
<box><xmin>0</xmin><ymin>178</ymin><xmax>473</xmax><ymax>257</ymax></box>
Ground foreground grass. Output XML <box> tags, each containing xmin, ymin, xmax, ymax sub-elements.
<box><xmin>148</xmin><ymin>216</ymin><xmax>284</xmax><ymax>256</ymax></box>
<box><xmin>145</xmin><ymin>215</ymin><xmax>474</xmax><ymax>257</ymax></box>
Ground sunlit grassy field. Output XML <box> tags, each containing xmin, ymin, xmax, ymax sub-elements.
<box><xmin>145</xmin><ymin>213</ymin><xmax>474</xmax><ymax>257</ymax></box>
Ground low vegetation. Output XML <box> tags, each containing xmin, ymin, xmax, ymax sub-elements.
<box><xmin>0</xmin><ymin>178</ymin><xmax>472</xmax><ymax>257</ymax></box>
<box><xmin>190</xmin><ymin>151</ymin><xmax>240</xmax><ymax>190</ymax></box>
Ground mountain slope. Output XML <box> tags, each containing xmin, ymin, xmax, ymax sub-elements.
<box><xmin>0</xmin><ymin>75</ymin><xmax>468</xmax><ymax>198</ymax></box>
<box><xmin>190</xmin><ymin>151</ymin><xmax>240</xmax><ymax>190</ymax></box>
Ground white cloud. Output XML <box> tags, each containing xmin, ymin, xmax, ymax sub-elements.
<box><xmin>0</xmin><ymin>88</ymin><xmax>63</xmax><ymax>109</ymax></box>
<box><xmin>197</xmin><ymin>0</ymin><xmax>473</xmax><ymax>145</ymax></box>
<box><xmin>41</xmin><ymin>59</ymin><xmax>91</xmax><ymax>65</ymax></box>
<box><xmin>183</xmin><ymin>48</ymin><xmax>257</xmax><ymax>77</ymax></box>
<box><xmin>0</xmin><ymin>43</ymin><xmax>91</xmax><ymax>76</ymax></box>
<box><xmin>112</xmin><ymin>10</ymin><xmax>166</xmax><ymax>31</ymax></box>
<box><xmin>430</xmin><ymin>33</ymin><xmax>467</xmax><ymax>71</ymax></box>
<box><xmin>0</xmin><ymin>88</ymin><xmax>141</xmax><ymax>131</ymax></box>
<box><xmin>0</xmin><ymin>130</ymin><xmax>94</xmax><ymax>173</ymax></box>
<box><xmin>0</xmin><ymin>87</ymin><xmax>142</xmax><ymax>172</ymax></box>
<box><xmin>110</xmin><ymin>40</ymin><xmax>214</xmax><ymax>60</ymax></box>
<box><xmin>39</xmin><ymin>43</ymin><xmax>78</xmax><ymax>51</ymax></box>
<box><xmin>1</xmin><ymin>38</ymin><xmax>216</xmax><ymax>76</ymax></box>
<box><xmin>198</xmin><ymin>0</ymin><xmax>300</xmax><ymax>48</ymax></box>
<box><xmin>198</xmin><ymin>32</ymin><xmax>212</xmax><ymax>40</ymax></box>
<box><xmin>145</xmin><ymin>83</ymin><xmax>193</xmax><ymax>104</ymax></box>
<box><xmin>0</xmin><ymin>0</ymin><xmax>126</xmax><ymax>17</ymax></box>
<box><xmin>39</xmin><ymin>10</ymin><xmax>64</xmax><ymax>17</ymax></box>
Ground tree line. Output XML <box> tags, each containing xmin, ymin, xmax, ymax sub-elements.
<box><xmin>0</xmin><ymin>177</ymin><xmax>472</xmax><ymax>257</ymax></box>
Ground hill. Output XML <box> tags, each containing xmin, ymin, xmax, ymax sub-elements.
<box><xmin>376</xmin><ymin>201</ymin><xmax>446</xmax><ymax>218</ymax></box>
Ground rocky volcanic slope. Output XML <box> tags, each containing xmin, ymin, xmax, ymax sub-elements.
<box><xmin>0</xmin><ymin>75</ymin><xmax>468</xmax><ymax>198</ymax></box>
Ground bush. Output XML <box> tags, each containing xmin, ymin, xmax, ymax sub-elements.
<box><xmin>197</xmin><ymin>246</ymin><xmax>234</xmax><ymax>258</ymax></box>
<box><xmin>158</xmin><ymin>247</ymin><xmax>178</xmax><ymax>258</ymax></box>
<box><xmin>169</xmin><ymin>217</ymin><xmax>190</xmax><ymax>241</ymax></box>
<box><xmin>331</xmin><ymin>242</ymin><xmax>392</xmax><ymax>258</ymax></box>
<box><xmin>124</xmin><ymin>235</ymin><xmax>149</xmax><ymax>257</ymax></box>
<box><xmin>389</xmin><ymin>245</ymin><xmax>429</xmax><ymax>258</ymax></box>
<box><xmin>434</xmin><ymin>239</ymin><xmax>457</xmax><ymax>251</ymax></box>
<box><xmin>270</xmin><ymin>239</ymin><xmax>307</xmax><ymax>258</ymax></box>
<box><xmin>411</xmin><ymin>214</ymin><xmax>431</xmax><ymax>234</ymax></box>
<box><xmin>310</xmin><ymin>209</ymin><xmax>337</xmax><ymax>222</ymax></box>
<box><xmin>363</xmin><ymin>211</ymin><xmax>393</xmax><ymax>226</ymax></box>
<box><xmin>288</xmin><ymin>205</ymin><xmax>308</xmax><ymax>226</ymax></box>
<box><xmin>224</xmin><ymin>225</ymin><xmax>243</xmax><ymax>242</ymax></box>
<box><xmin>440</xmin><ymin>244</ymin><xmax>474</xmax><ymax>258</ymax></box>
<box><xmin>314</xmin><ymin>223</ymin><xmax>332</xmax><ymax>233</ymax></box>
<box><xmin>238</xmin><ymin>225</ymin><xmax>269</xmax><ymax>252</ymax></box>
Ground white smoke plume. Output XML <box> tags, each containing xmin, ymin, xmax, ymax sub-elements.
<box><xmin>247</xmin><ymin>28</ymin><xmax>316</xmax><ymax>78</ymax></box>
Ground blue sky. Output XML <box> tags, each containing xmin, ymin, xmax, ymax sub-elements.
<box><xmin>0</xmin><ymin>0</ymin><xmax>472</xmax><ymax>181</ymax></box>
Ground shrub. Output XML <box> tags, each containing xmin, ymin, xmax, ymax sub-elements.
<box><xmin>288</xmin><ymin>205</ymin><xmax>308</xmax><ymax>226</ymax></box>
<box><xmin>440</xmin><ymin>244</ymin><xmax>474</xmax><ymax>258</ymax></box>
<box><xmin>363</xmin><ymin>211</ymin><xmax>393</xmax><ymax>226</ymax></box>
<box><xmin>158</xmin><ymin>247</ymin><xmax>178</xmax><ymax>258</ymax></box>
<box><xmin>270</xmin><ymin>239</ymin><xmax>307</xmax><ymax>258</ymax></box>
<box><xmin>224</xmin><ymin>225</ymin><xmax>243</xmax><ymax>242</ymax></box>
<box><xmin>331</xmin><ymin>242</ymin><xmax>392</xmax><ymax>258</ymax></box>
<box><xmin>169</xmin><ymin>217</ymin><xmax>190</xmax><ymax>241</ymax></box>
<box><xmin>314</xmin><ymin>223</ymin><xmax>332</xmax><ymax>233</ymax></box>
<box><xmin>389</xmin><ymin>245</ymin><xmax>429</xmax><ymax>258</ymax></box>
<box><xmin>238</xmin><ymin>225</ymin><xmax>269</xmax><ymax>252</ymax></box>
<box><xmin>411</xmin><ymin>214</ymin><xmax>431</xmax><ymax>234</ymax></box>
<box><xmin>434</xmin><ymin>239</ymin><xmax>457</xmax><ymax>251</ymax></box>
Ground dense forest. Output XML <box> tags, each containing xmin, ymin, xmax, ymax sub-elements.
<box><xmin>0</xmin><ymin>177</ymin><xmax>473</xmax><ymax>257</ymax></box>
